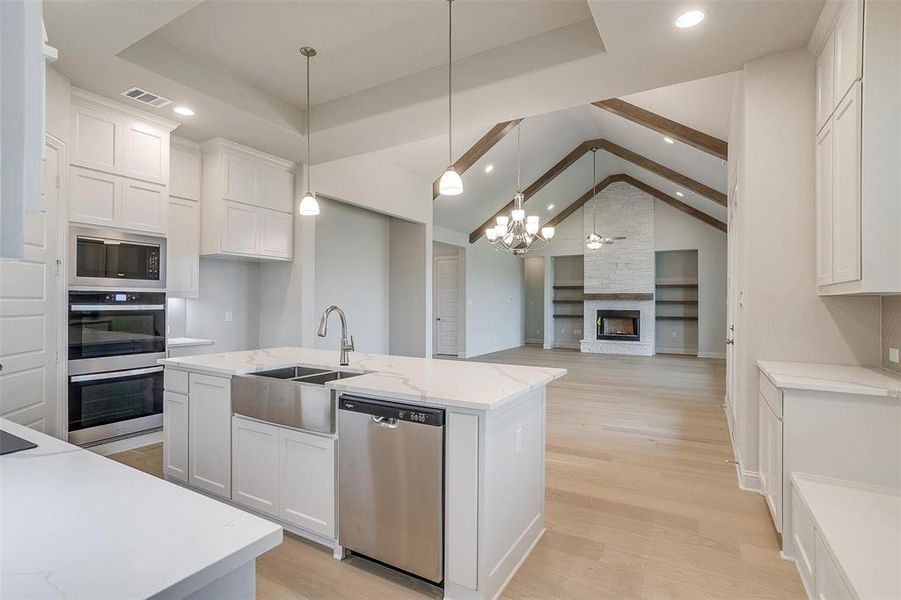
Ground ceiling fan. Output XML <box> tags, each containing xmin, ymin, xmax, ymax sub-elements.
<box><xmin>585</xmin><ymin>148</ymin><xmax>626</xmax><ymax>250</ymax></box>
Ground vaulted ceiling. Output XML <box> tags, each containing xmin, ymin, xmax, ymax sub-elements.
<box><xmin>44</xmin><ymin>0</ymin><xmax>821</xmax><ymax>166</ymax></box>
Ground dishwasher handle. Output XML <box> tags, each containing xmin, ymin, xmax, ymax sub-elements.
<box><xmin>339</xmin><ymin>394</ymin><xmax>444</xmax><ymax>427</ymax></box>
<box><xmin>372</xmin><ymin>415</ymin><xmax>399</xmax><ymax>429</ymax></box>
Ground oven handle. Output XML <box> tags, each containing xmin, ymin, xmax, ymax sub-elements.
<box><xmin>70</xmin><ymin>304</ymin><xmax>165</xmax><ymax>312</ymax></box>
<box><xmin>70</xmin><ymin>366</ymin><xmax>164</xmax><ymax>383</ymax></box>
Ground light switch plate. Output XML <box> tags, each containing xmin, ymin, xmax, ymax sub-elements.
<box><xmin>514</xmin><ymin>426</ymin><xmax>523</xmax><ymax>456</ymax></box>
<box><xmin>890</xmin><ymin>348</ymin><xmax>900</xmax><ymax>364</ymax></box>
<box><xmin>225</xmin><ymin>311</ymin><xmax>233</xmax><ymax>323</ymax></box>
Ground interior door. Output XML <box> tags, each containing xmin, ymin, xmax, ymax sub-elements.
<box><xmin>434</xmin><ymin>255</ymin><xmax>460</xmax><ymax>356</ymax></box>
<box><xmin>0</xmin><ymin>138</ymin><xmax>62</xmax><ymax>436</ymax></box>
<box><xmin>726</xmin><ymin>168</ymin><xmax>740</xmax><ymax>430</ymax></box>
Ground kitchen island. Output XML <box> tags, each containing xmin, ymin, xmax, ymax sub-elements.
<box><xmin>0</xmin><ymin>418</ymin><xmax>282</xmax><ymax>600</ymax></box>
<box><xmin>159</xmin><ymin>347</ymin><xmax>567</xmax><ymax>600</ymax></box>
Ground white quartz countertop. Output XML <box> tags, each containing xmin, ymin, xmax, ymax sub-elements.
<box><xmin>0</xmin><ymin>419</ymin><xmax>282</xmax><ymax>600</ymax></box>
<box><xmin>792</xmin><ymin>473</ymin><xmax>901</xmax><ymax>600</ymax></box>
<box><xmin>167</xmin><ymin>337</ymin><xmax>216</xmax><ymax>348</ymax></box>
<box><xmin>757</xmin><ymin>360</ymin><xmax>901</xmax><ymax>398</ymax></box>
<box><xmin>160</xmin><ymin>347</ymin><xmax>567</xmax><ymax>411</ymax></box>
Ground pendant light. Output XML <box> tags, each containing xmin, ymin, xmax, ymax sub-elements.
<box><xmin>438</xmin><ymin>0</ymin><xmax>463</xmax><ymax>196</ymax></box>
<box><xmin>298</xmin><ymin>46</ymin><xmax>320</xmax><ymax>216</ymax></box>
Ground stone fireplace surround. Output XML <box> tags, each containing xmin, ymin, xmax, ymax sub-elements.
<box><xmin>580</xmin><ymin>182</ymin><xmax>655</xmax><ymax>356</ymax></box>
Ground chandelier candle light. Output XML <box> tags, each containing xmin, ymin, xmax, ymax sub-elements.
<box><xmin>486</xmin><ymin>126</ymin><xmax>554</xmax><ymax>255</ymax></box>
<box><xmin>438</xmin><ymin>0</ymin><xmax>463</xmax><ymax>196</ymax></box>
<box><xmin>298</xmin><ymin>46</ymin><xmax>320</xmax><ymax>216</ymax></box>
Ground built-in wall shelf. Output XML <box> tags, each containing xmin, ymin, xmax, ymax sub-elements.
<box><xmin>553</xmin><ymin>285</ymin><xmax>584</xmax><ymax>290</ymax></box>
<box><xmin>553</xmin><ymin>314</ymin><xmax>584</xmax><ymax>319</ymax></box>
<box><xmin>553</xmin><ymin>300</ymin><xmax>583</xmax><ymax>305</ymax></box>
<box><xmin>655</xmin><ymin>283</ymin><xmax>698</xmax><ymax>288</ymax></box>
<box><xmin>583</xmin><ymin>292</ymin><xmax>654</xmax><ymax>301</ymax></box>
<box><xmin>656</xmin><ymin>299</ymin><xmax>699</xmax><ymax>305</ymax></box>
<box><xmin>656</xmin><ymin>315</ymin><xmax>698</xmax><ymax>321</ymax></box>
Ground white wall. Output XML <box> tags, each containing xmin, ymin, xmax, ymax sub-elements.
<box><xmin>46</xmin><ymin>65</ymin><xmax>70</xmax><ymax>141</ymax></box>
<box><xmin>523</xmin><ymin>257</ymin><xmax>544</xmax><ymax>344</ymax></box>
<box><xmin>655</xmin><ymin>201</ymin><xmax>727</xmax><ymax>357</ymax></box>
<box><xmin>389</xmin><ymin>218</ymin><xmax>428</xmax><ymax>357</ymax></box>
<box><xmin>313</xmin><ymin>197</ymin><xmax>390</xmax><ymax>354</ymax></box>
<box><xmin>729</xmin><ymin>49</ymin><xmax>882</xmax><ymax>478</ymax></box>
<box><xmin>184</xmin><ymin>258</ymin><xmax>261</xmax><ymax>352</ymax></box>
<box><xmin>464</xmin><ymin>240</ymin><xmax>524</xmax><ymax>357</ymax></box>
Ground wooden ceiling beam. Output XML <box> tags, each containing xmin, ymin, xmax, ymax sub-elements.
<box><xmin>592</xmin><ymin>98</ymin><xmax>728</xmax><ymax>161</ymax></box>
<box><xmin>433</xmin><ymin>118</ymin><xmax>523</xmax><ymax>200</ymax></box>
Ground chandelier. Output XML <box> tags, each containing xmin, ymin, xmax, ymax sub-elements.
<box><xmin>585</xmin><ymin>148</ymin><xmax>625</xmax><ymax>250</ymax></box>
<box><xmin>486</xmin><ymin>126</ymin><xmax>554</xmax><ymax>255</ymax></box>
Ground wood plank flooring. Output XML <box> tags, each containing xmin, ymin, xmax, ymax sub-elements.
<box><xmin>109</xmin><ymin>347</ymin><xmax>803</xmax><ymax>599</ymax></box>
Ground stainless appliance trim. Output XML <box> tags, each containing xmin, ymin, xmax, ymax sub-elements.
<box><xmin>68</xmin><ymin>414</ymin><xmax>163</xmax><ymax>446</ymax></box>
<box><xmin>69</xmin><ymin>226</ymin><xmax>166</xmax><ymax>289</ymax></box>
<box><xmin>68</xmin><ymin>352</ymin><xmax>167</xmax><ymax>376</ymax></box>
<box><xmin>69</xmin><ymin>304</ymin><xmax>166</xmax><ymax>312</ymax></box>
<box><xmin>70</xmin><ymin>366</ymin><xmax>164</xmax><ymax>383</ymax></box>
<box><xmin>232</xmin><ymin>373</ymin><xmax>340</xmax><ymax>434</ymax></box>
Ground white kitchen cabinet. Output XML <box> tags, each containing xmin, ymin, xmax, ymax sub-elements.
<box><xmin>791</xmin><ymin>488</ymin><xmax>817</xmax><ymax>597</ymax></box>
<box><xmin>278</xmin><ymin>427</ymin><xmax>336</xmax><ymax>538</ymax></box>
<box><xmin>189</xmin><ymin>374</ymin><xmax>232</xmax><ymax>499</ymax></box>
<box><xmin>163</xmin><ymin>391</ymin><xmax>189</xmax><ymax>483</ymax></box>
<box><xmin>232</xmin><ymin>417</ymin><xmax>279</xmax><ymax>517</ymax></box>
<box><xmin>169</xmin><ymin>138</ymin><xmax>201</xmax><ymax>201</ymax></box>
<box><xmin>814</xmin><ymin>122</ymin><xmax>834</xmax><ymax>286</ymax></box>
<box><xmin>70</xmin><ymin>167</ymin><xmax>119</xmax><ymax>227</ymax></box>
<box><xmin>167</xmin><ymin>197</ymin><xmax>200</xmax><ymax>297</ymax></box>
<box><xmin>814</xmin><ymin>1</ymin><xmax>901</xmax><ymax>294</ymax></box>
<box><xmin>200</xmin><ymin>138</ymin><xmax>294</xmax><ymax>261</ymax></box>
<box><xmin>814</xmin><ymin>534</ymin><xmax>852</xmax><ymax>600</ymax></box>
<box><xmin>830</xmin><ymin>84</ymin><xmax>861</xmax><ymax>284</ymax></box>
<box><xmin>122</xmin><ymin>178</ymin><xmax>168</xmax><ymax>234</ymax></box>
<box><xmin>123</xmin><ymin>119</ymin><xmax>168</xmax><ymax>185</ymax></box>
<box><xmin>72</xmin><ymin>102</ymin><xmax>122</xmax><ymax>174</ymax></box>
<box><xmin>758</xmin><ymin>394</ymin><xmax>783</xmax><ymax>531</ymax></box>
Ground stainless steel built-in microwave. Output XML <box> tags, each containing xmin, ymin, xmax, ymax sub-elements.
<box><xmin>69</xmin><ymin>227</ymin><xmax>166</xmax><ymax>289</ymax></box>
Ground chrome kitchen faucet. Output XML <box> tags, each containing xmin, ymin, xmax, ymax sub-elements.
<box><xmin>317</xmin><ymin>305</ymin><xmax>354</xmax><ymax>366</ymax></box>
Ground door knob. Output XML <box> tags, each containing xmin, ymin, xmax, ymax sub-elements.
<box><xmin>726</xmin><ymin>338</ymin><xmax>734</xmax><ymax>345</ymax></box>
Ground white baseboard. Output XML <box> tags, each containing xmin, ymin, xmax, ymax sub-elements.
<box><xmin>553</xmin><ymin>342</ymin><xmax>580</xmax><ymax>350</ymax></box>
<box><xmin>525</xmin><ymin>338</ymin><xmax>543</xmax><ymax>345</ymax></box>
<box><xmin>656</xmin><ymin>347</ymin><xmax>699</xmax><ymax>356</ymax></box>
<box><xmin>698</xmin><ymin>351</ymin><xmax>727</xmax><ymax>360</ymax></box>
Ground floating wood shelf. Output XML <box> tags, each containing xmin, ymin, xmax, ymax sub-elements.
<box><xmin>655</xmin><ymin>315</ymin><xmax>698</xmax><ymax>321</ymax></box>
<box><xmin>553</xmin><ymin>314</ymin><xmax>584</xmax><ymax>319</ymax></box>
<box><xmin>655</xmin><ymin>283</ymin><xmax>699</xmax><ymax>288</ymax></box>
<box><xmin>656</xmin><ymin>299</ymin><xmax>699</xmax><ymax>305</ymax></box>
<box><xmin>553</xmin><ymin>285</ymin><xmax>584</xmax><ymax>290</ymax></box>
<box><xmin>553</xmin><ymin>300</ymin><xmax>583</xmax><ymax>305</ymax></box>
<box><xmin>583</xmin><ymin>293</ymin><xmax>654</xmax><ymax>301</ymax></box>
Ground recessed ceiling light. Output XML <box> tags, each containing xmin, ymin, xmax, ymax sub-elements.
<box><xmin>484</xmin><ymin>164</ymin><xmax>494</xmax><ymax>173</ymax></box>
<box><xmin>173</xmin><ymin>106</ymin><xmax>195</xmax><ymax>116</ymax></box>
<box><xmin>675</xmin><ymin>9</ymin><xmax>706</xmax><ymax>28</ymax></box>
<box><xmin>675</xmin><ymin>191</ymin><xmax>685</xmax><ymax>197</ymax></box>
<box><xmin>663</xmin><ymin>136</ymin><xmax>675</xmax><ymax>144</ymax></box>
<box><xmin>546</xmin><ymin>204</ymin><xmax>555</xmax><ymax>211</ymax></box>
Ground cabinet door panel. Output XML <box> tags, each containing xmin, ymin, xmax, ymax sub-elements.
<box><xmin>222</xmin><ymin>201</ymin><xmax>261</xmax><ymax>255</ymax></box>
<box><xmin>260</xmin><ymin>165</ymin><xmax>293</xmax><ymax>213</ymax></box>
<box><xmin>167</xmin><ymin>198</ymin><xmax>199</xmax><ymax>297</ymax></box>
<box><xmin>70</xmin><ymin>167</ymin><xmax>119</xmax><ymax>226</ymax></box>
<box><xmin>122</xmin><ymin>180</ymin><xmax>167</xmax><ymax>234</ymax></box>
<box><xmin>815</xmin><ymin>534</ymin><xmax>852</xmax><ymax>600</ymax></box>
<box><xmin>815</xmin><ymin>122</ymin><xmax>834</xmax><ymax>286</ymax></box>
<box><xmin>833</xmin><ymin>1</ymin><xmax>862</xmax><ymax>104</ymax></box>
<box><xmin>260</xmin><ymin>209</ymin><xmax>293</xmax><ymax>259</ymax></box>
<box><xmin>163</xmin><ymin>391</ymin><xmax>189</xmax><ymax>482</ymax></box>
<box><xmin>188</xmin><ymin>374</ymin><xmax>231</xmax><ymax>498</ymax></box>
<box><xmin>72</xmin><ymin>105</ymin><xmax>121</xmax><ymax>173</ymax></box>
<box><xmin>170</xmin><ymin>146</ymin><xmax>200</xmax><ymax>201</ymax></box>
<box><xmin>278</xmin><ymin>428</ymin><xmax>335</xmax><ymax>538</ymax></box>
<box><xmin>224</xmin><ymin>153</ymin><xmax>259</xmax><ymax>205</ymax></box>
<box><xmin>791</xmin><ymin>492</ymin><xmax>816</xmax><ymax>596</ymax></box>
<box><xmin>816</xmin><ymin>33</ymin><xmax>835</xmax><ymax>132</ymax></box>
<box><xmin>831</xmin><ymin>83</ymin><xmax>862</xmax><ymax>284</ymax></box>
<box><xmin>124</xmin><ymin>120</ymin><xmax>168</xmax><ymax>184</ymax></box>
<box><xmin>232</xmin><ymin>417</ymin><xmax>279</xmax><ymax>517</ymax></box>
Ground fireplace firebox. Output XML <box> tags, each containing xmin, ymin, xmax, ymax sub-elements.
<box><xmin>596</xmin><ymin>310</ymin><xmax>640</xmax><ymax>341</ymax></box>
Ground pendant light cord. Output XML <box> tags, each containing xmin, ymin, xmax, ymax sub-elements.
<box><xmin>306</xmin><ymin>52</ymin><xmax>312</xmax><ymax>193</ymax></box>
<box><xmin>592</xmin><ymin>148</ymin><xmax>598</xmax><ymax>231</ymax></box>
<box><xmin>447</xmin><ymin>0</ymin><xmax>453</xmax><ymax>169</ymax></box>
<box><xmin>516</xmin><ymin>125</ymin><xmax>521</xmax><ymax>192</ymax></box>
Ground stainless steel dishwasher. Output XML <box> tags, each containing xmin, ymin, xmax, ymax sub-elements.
<box><xmin>338</xmin><ymin>395</ymin><xmax>445</xmax><ymax>584</ymax></box>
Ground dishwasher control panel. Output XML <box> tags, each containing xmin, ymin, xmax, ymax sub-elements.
<box><xmin>339</xmin><ymin>396</ymin><xmax>445</xmax><ymax>427</ymax></box>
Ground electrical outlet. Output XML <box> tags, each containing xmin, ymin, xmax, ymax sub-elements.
<box><xmin>225</xmin><ymin>311</ymin><xmax>233</xmax><ymax>323</ymax></box>
<box><xmin>166</xmin><ymin>324</ymin><xmax>171</xmax><ymax>335</ymax></box>
<box><xmin>514</xmin><ymin>426</ymin><xmax>523</xmax><ymax>456</ymax></box>
<box><xmin>890</xmin><ymin>348</ymin><xmax>900</xmax><ymax>364</ymax></box>
<box><xmin>672</xmin><ymin>330</ymin><xmax>677</xmax><ymax>338</ymax></box>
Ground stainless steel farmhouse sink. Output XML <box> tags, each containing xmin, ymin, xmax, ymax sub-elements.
<box><xmin>232</xmin><ymin>367</ymin><xmax>364</xmax><ymax>434</ymax></box>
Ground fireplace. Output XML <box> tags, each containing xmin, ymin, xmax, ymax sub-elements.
<box><xmin>596</xmin><ymin>310</ymin><xmax>640</xmax><ymax>341</ymax></box>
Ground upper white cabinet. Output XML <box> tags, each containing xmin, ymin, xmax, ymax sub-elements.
<box><xmin>167</xmin><ymin>138</ymin><xmax>201</xmax><ymax>297</ymax></box>
<box><xmin>814</xmin><ymin>0</ymin><xmax>901</xmax><ymax>295</ymax></box>
<box><xmin>70</xmin><ymin>89</ymin><xmax>177</xmax><ymax>235</ymax></box>
<box><xmin>200</xmin><ymin>138</ymin><xmax>295</xmax><ymax>262</ymax></box>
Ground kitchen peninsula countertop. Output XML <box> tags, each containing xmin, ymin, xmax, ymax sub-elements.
<box><xmin>160</xmin><ymin>347</ymin><xmax>567</xmax><ymax>411</ymax></box>
<box><xmin>757</xmin><ymin>360</ymin><xmax>901</xmax><ymax>398</ymax></box>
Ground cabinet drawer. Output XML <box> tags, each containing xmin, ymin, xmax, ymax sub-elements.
<box><xmin>164</xmin><ymin>368</ymin><xmax>189</xmax><ymax>394</ymax></box>
<box><xmin>815</xmin><ymin>533</ymin><xmax>852</xmax><ymax>600</ymax></box>
<box><xmin>791</xmin><ymin>489</ymin><xmax>817</xmax><ymax>597</ymax></box>
<box><xmin>758</xmin><ymin>371</ymin><xmax>783</xmax><ymax>418</ymax></box>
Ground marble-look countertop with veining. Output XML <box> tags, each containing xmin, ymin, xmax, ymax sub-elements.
<box><xmin>757</xmin><ymin>360</ymin><xmax>901</xmax><ymax>398</ymax></box>
<box><xmin>160</xmin><ymin>347</ymin><xmax>567</xmax><ymax>411</ymax></box>
<box><xmin>0</xmin><ymin>418</ymin><xmax>282</xmax><ymax>600</ymax></box>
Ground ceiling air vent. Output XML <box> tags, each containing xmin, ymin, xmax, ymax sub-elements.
<box><xmin>120</xmin><ymin>87</ymin><xmax>172</xmax><ymax>108</ymax></box>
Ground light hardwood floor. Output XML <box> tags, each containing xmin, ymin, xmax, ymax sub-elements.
<box><xmin>110</xmin><ymin>347</ymin><xmax>803</xmax><ymax>599</ymax></box>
